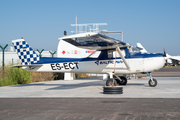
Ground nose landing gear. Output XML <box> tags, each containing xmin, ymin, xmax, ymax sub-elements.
<box><xmin>148</xmin><ymin>73</ymin><xmax>157</xmax><ymax>87</ymax></box>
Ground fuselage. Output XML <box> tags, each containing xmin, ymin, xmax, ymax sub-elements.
<box><xmin>24</xmin><ymin>50</ymin><xmax>165</xmax><ymax>74</ymax></box>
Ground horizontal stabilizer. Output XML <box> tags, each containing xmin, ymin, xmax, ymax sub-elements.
<box><xmin>11</xmin><ymin>64</ymin><xmax>42</xmax><ymax>68</ymax></box>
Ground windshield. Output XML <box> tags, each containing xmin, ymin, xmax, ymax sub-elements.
<box><xmin>88</xmin><ymin>50</ymin><xmax>101</xmax><ymax>58</ymax></box>
<box><xmin>129</xmin><ymin>46</ymin><xmax>140</xmax><ymax>55</ymax></box>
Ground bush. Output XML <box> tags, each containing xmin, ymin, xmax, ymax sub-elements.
<box><xmin>76</xmin><ymin>73</ymin><xmax>89</xmax><ymax>78</ymax></box>
<box><xmin>0</xmin><ymin>65</ymin><xmax>63</xmax><ymax>87</ymax></box>
<box><xmin>0</xmin><ymin>66</ymin><xmax>31</xmax><ymax>86</ymax></box>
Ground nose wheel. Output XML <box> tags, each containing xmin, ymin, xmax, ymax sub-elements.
<box><xmin>148</xmin><ymin>73</ymin><xmax>157</xmax><ymax>87</ymax></box>
<box><xmin>148</xmin><ymin>78</ymin><xmax>157</xmax><ymax>87</ymax></box>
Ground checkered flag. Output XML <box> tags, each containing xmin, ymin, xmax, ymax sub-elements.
<box><xmin>12</xmin><ymin>39</ymin><xmax>40</xmax><ymax>65</ymax></box>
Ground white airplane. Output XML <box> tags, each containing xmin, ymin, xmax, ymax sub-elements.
<box><xmin>165</xmin><ymin>54</ymin><xmax>180</xmax><ymax>66</ymax></box>
<box><xmin>12</xmin><ymin>32</ymin><xmax>166</xmax><ymax>87</ymax></box>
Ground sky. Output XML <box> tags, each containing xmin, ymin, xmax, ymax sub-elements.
<box><xmin>0</xmin><ymin>0</ymin><xmax>180</xmax><ymax>55</ymax></box>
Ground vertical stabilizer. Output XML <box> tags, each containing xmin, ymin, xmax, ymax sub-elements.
<box><xmin>12</xmin><ymin>39</ymin><xmax>40</xmax><ymax>65</ymax></box>
<box><xmin>136</xmin><ymin>43</ymin><xmax>148</xmax><ymax>53</ymax></box>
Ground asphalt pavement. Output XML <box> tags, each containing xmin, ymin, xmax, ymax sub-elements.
<box><xmin>0</xmin><ymin>98</ymin><xmax>180</xmax><ymax>120</ymax></box>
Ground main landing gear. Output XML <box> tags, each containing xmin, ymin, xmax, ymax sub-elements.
<box><xmin>104</xmin><ymin>75</ymin><xmax>124</xmax><ymax>94</ymax></box>
<box><xmin>106</xmin><ymin>78</ymin><xmax>117</xmax><ymax>86</ymax></box>
<box><xmin>106</xmin><ymin>75</ymin><xmax>127</xmax><ymax>86</ymax></box>
<box><xmin>148</xmin><ymin>73</ymin><xmax>157</xmax><ymax>87</ymax></box>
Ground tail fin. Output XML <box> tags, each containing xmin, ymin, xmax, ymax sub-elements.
<box><xmin>136</xmin><ymin>43</ymin><xmax>148</xmax><ymax>53</ymax></box>
<box><xmin>12</xmin><ymin>39</ymin><xmax>40</xmax><ymax>65</ymax></box>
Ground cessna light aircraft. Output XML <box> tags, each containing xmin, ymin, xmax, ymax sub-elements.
<box><xmin>12</xmin><ymin>32</ymin><xmax>166</xmax><ymax>87</ymax></box>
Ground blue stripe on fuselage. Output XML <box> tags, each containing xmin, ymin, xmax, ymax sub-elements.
<box><xmin>34</xmin><ymin>57</ymin><xmax>84</xmax><ymax>64</ymax></box>
<box><xmin>32</xmin><ymin>53</ymin><xmax>164</xmax><ymax>65</ymax></box>
<box><xmin>127</xmin><ymin>53</ymin><xmax>164</xmax><ymax>59</ymax></box>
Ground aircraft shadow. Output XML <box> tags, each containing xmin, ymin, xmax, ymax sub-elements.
<box><xmin>9</xmin><ymin>79</ymin><xmax>147</xmax><ymax>90</ymax></box>
<box><xmin>126</xmin><ymin>83</ymin><xmax>145</xmax><ymax>86</ymax></box>
<box><xmin>10</xmin><ymin>80</ymin><xmax>106</xmax><ymax>90</ymax></box>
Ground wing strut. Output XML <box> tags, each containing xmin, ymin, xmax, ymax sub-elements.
<box><xmin>117</xmin><ymin>46</ymin><xmax>130</xmax><ymax>70</ymax></box>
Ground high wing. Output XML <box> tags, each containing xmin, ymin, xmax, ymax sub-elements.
<box><xmin>59</xmin><ymin>32</ymin><xmax>131</xmax><ymax>69</ymax></box>
<box><xmin>59</xmin><ymin>32</ymin><xmax>130</xmax><ymax>50</ymax></box>
<box><xmin>168</xmin><ymin>57</ymin><xmax>180</xmax><ymax>65</ymax></box>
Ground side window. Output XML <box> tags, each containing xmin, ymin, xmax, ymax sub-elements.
<box><xmin>107</xmin><ymin>50</ymin><xmax>113</xmax><ymax>59</ymax></box>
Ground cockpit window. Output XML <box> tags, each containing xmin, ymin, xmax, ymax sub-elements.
<box><xmin>108</xmin><ymin>50</ymin><xmax>113</xmax><ymax>58</ymax></box>
<box><xmin>129</xmin><ymin>46</ymin><xmax>140</xmax><ymax>55</ymax></box>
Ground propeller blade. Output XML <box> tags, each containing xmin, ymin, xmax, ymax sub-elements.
<box><xmin>163</xmin><ymin>48</ymin><xmax>167</xmax><ymax>57</ymax></box>
<box><xmin>163</xmin><ymin>48</ymin><xmax>168</xmax><ymax>66</ymax></box>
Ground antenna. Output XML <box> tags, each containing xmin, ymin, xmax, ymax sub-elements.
<box><xmin>101</xmin><ymin>31</ymin><xmax>124</xmax><ymax>41</ymax></box>
<box><xmin>71</xmin><ymin>23</ymin><xmax>107</xmax><ymax>34</ymax></box>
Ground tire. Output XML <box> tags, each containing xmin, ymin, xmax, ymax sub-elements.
<box><xmin>106</xmin><ymin>79</ymin><xmax>117</xmax><ymax>86</ymax></box>
<box><xmin>104</xmin><ymin>92</ymin><xmax>123</xmax><ymax>94</ymax></box>
<box><xmin>103</xmin><ymin>86</ymin><xmax>123</xmax><ymax>94</ymax></box>
<box><xmin>119</xmin><ymin>76</ymin><xmax>127</xmax><ymax>85</ymax></box>
<box><xmin>114</xmin><ymin>76</ymin><xmax>127</xmax><ymax>85</ymax></box>
<box><xmin>148</xmin><ymin>78</ymin><xmax>157</xmax><ymax>87</ymax></box>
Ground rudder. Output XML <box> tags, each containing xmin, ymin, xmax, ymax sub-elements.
<box><xmin>12</xmin><ymin>39</ymin><xmax>40</xmax><ymax>65</ymax></box>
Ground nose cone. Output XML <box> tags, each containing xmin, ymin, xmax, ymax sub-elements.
<box><xmin>143</xmin><ymin>53</ymin><xmax>165</xmax><ymax>72</ymax></box>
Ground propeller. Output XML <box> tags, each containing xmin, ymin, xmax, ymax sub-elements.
<box><xmin>163</xmin><ymin>48</ymin><xmax>168</xmax><ymax>66</ymax></box>
<box><xmin>163</xmin><ymin>48</ymin><xmax>167</xmax><ymax>57</ymax></box>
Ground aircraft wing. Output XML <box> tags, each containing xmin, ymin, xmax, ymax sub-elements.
<box><xmin>60</xmin><ymin>32</ymin><xmax>130</xmax><ymax>50</ymax></box>
<box><xmin>169</xmin><ymin>56</ymin><xmax>180</xmax><ymax>61</ymax></box>
<box><xmin>169</xmin><ymin>57</ymin><xmax>180</xmax><ymax>64</ymax></box>
<box><xmin>165</xmin><ymin>54</ymin><xmax>180</xmax><ymax>65</ymax></box>
<box><xmin>77</xmin><ymin>44</ymin><xmax>130</xmax><ymax>51</ymax></box>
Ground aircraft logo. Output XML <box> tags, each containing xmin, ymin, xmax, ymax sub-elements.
<box><xmin>95</xmin><ymin>60</ymin><xmax>100</xmax><ymax>65</ymax></box>
<box><xmin>95</xmin><ymin>60</ymin><xmax>123</xmax><ymax>65</ymax></box>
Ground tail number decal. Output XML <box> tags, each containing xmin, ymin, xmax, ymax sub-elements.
<box><xmin>51</xmin><ymin>62</ymin><xmax>79</xmax><ymax>70</ymax></box>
